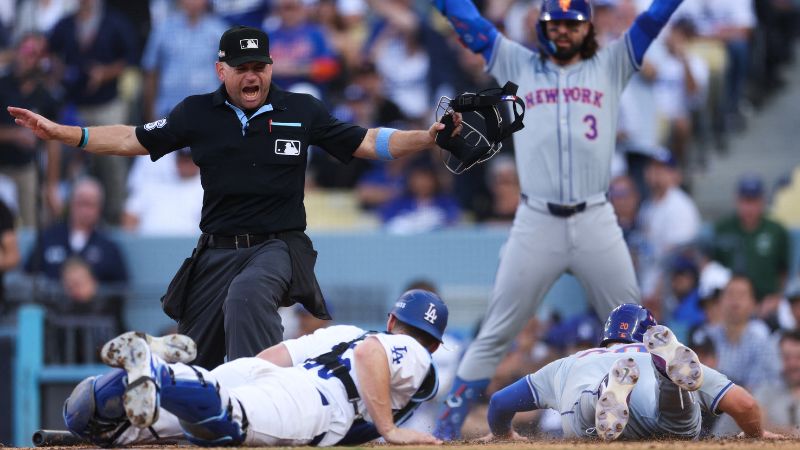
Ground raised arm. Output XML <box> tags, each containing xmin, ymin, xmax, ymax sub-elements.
<box><xmin>716</xmin><ymin>385</ymin><xmax>783</xmax><ymax>439</ymax></box>
<box><xmin>353</xmin><ymin>115</ymin><xmax>461</xmax><ymax>160</ymax></box>
<box><xmin>354</xmin><ymin>337</ymin><xmax>441</xmax><ymax>445</ymax></box>
<box><xmin>7</xmin><ymin>107</ymin><xmax>148</xmax><ymax>157</ymax></box>
<box><xmin>429</xmin><ymin>0</ymin><xmax>499</xmax><ymax>61</ymax></box>
<box><xmin>628</xmin><ymin>0</ymin><xmax>684</xmax><ymax>66</ymax></box>
<box><xmin>486</xmin><ymin>376</ymin><xmax>539</xmax><ymax>438</ymax></box>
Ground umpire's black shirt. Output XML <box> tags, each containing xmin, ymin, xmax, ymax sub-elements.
<box><xmin>135</xmin><ymin>83</ymin><xmax>368</xmax><ymax>234</ymax></box>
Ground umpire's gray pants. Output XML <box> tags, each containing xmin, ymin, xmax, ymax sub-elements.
<box><xmin>178</xmin><ymin>239</ymin><xmax>291</xmax><ymax>369</ymax></box>
<box><xmin>458</xmin><ymin>201</ymin><xmax>639</xmax><ymax>380</ymax></box>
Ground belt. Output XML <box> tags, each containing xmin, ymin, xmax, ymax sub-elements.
<box><xmin>520</xmin><ymin>193</ymin><xmax>607</xmax><ymax>218</ymax></box>
<box><xmin>204</xmin><ymin>233</ymin><xmax>279</xmax><ymax>249</ymax></box>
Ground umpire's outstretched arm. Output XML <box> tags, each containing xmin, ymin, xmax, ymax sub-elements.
<box><xmin>7</xmin><ymin>107</ymin><xmax>148</xmax><ymax>156</ymax></box>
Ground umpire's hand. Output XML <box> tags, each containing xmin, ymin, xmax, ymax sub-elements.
<box><xmin>430</xmin><ymin>111</ymin><xmax>463</xmax><ymax>144</ymax></box>
<box><xmin>7</xmin><ymin>107</ymin><xmax>66</xmax><ymax>143</ymax></box>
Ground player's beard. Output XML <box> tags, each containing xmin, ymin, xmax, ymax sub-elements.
<box><xmin>552</xmin><ymin>40</ymin><xmax>583</xmax><ymax>62</ymax></box>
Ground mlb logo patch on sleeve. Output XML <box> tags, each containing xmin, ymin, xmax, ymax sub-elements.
<box><xmin>275</xmin><ymin>140</ymin><xmax>301</xmax><ymax>156</ymax></box>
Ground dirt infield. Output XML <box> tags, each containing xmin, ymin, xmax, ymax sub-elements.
<box><xmin>21</xmin><ymin>439</ymin><xmax>800</xmax><ymax>450</ymax></box>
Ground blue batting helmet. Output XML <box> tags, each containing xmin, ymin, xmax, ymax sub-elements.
<box><xmin>389</xmin><ymin>289</ymin><xmax>448</xmax><ymax>342</ymax></box>
<box><xmin>600</xmin><ymin>303</ymin><xmax>657</xmax><ymax>346</ymax></box>
<box><xmin>540</xmin><ymin>0</ymin><xmax>593</xmax><ymax>22</ymax></box>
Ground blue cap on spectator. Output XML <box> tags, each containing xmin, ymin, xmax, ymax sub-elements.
<box><xmin>737</xmin><ymin>173</ymin><xmax>764</xmax><ymax>198</ymax></box>
<box><xmin>670</xmin><ymin>255</ymin><xmax>698</xmax><ymax>275</ymax></box>
<box><xmin>649</xmin><ymin>147</ymin><xmax>677</xmax><ymax>168</ymax></box>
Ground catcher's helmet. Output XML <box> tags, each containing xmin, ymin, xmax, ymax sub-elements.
<box><xmin>389</xmin><ymin>289</ymin><xmax>448</xmax><ymax>342</ymax></box>
<box><xmin>600</xmin><ymin>303</ymin><xmax>657</xmax><ymax>347</ymax></box>
<box><xmin>435</xmin><ymin>81</ymin><xmax>526</xmax><ymax>174</ymax></box>
<box><xmin>539</xmin><ymin>0</ymin><xmax>593</xmax><ymax>22</ymax></box>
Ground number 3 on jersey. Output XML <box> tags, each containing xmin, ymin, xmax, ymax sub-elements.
<box><xmin>583</xmin><ymin>114</ymin><xmax>598</xmax><ymax>140</ymax></box>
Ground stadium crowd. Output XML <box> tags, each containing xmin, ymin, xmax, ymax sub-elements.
<box><xmin>0</xmin><ymin>0</ymin><xmax>799</xmax><ymax>439</ymax></box>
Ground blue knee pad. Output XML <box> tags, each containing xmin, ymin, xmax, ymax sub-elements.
<box><xmin>433</xmin><ymin>377</ymin><xmax>489</xmax><ymax>440</ymax></box>
<box><xmin>63</xmin><ymin>369</ymin><xmax>129</xmax><ymax>447</ymax></box>
<box><xmin>159</xmin><ymin>366</ymin><xmax>246</xmax><ymax>446</ymax></box>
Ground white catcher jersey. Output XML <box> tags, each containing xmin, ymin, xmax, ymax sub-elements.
<box><xmin>487</xmin><ymin>34</ymin><xmax>638</xmax><ymax>204</ymax></box>
<box><xmin>529</xmin><ymin>343</ymin><xmax>734</xmax><ymax>438</ymax></box>
<box><xmin>283</xmin><ymin>325</ymin><xmax>435</xmax><ymax>424</ymax></box>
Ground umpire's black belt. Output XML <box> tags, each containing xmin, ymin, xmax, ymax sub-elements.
<box><xmin>204</xmin><ymin>233</ymin><xmax>280</xmax><ymax>249</ymax></box>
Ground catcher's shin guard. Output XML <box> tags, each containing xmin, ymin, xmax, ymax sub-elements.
<box><xmin>63</xmin><ymin>369</ymin><xmax>130</xmax><ymax>447</ymax></box>
<box><xmin>159</xmin><ymin>366</ymin><xmax>247</xmax><ymax>446</ymax></box>
<box><xmin>433</xmin><ymin>377</ymin><xmax>489</xmax><ymax>440</ymax></box>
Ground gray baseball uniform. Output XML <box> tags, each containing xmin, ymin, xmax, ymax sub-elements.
<box><xmin>529</xmin><ymin>343</ymin><xmax>734</xmax><ymax>439</ymax></box>
<box><xmin>457</xmin><ymin>35</ymin><xmax>640</xmax><ymax>381</ymax></box>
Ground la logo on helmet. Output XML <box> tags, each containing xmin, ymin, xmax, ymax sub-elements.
<box><xmin>424</xmin><ymin>303</ymin><xmax>438</xmax><ymax>324</ymax></box>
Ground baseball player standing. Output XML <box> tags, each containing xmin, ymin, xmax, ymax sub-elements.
<box><xmin>430</xmin><ymin>0</ymin><xmax>688</xmax><ymax>439</ymax></box>
<box><xmin>63</xmin><ymin>290</ymin><xmax>448</xmax><ymax>446</ymax></box>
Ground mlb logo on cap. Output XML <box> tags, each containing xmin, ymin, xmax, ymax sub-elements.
<box><xmin>240</xmin><ymin>39</ymin><xmax>259</xmax><ymax>50</ymax></box>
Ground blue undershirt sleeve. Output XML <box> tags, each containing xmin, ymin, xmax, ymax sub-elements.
<box><xmin>487</xmin><ymin>376</ymin><xmax>539</xmax><ymax>436</ymax></box>
<box><xmin>628</xmin><ymin>0</ymin><xmax>684</xmax><ymax>66</ymax></box>
<box><xmin>431</xmin><ymin>0</ymin><xmax>498</xmax><ymax>61</ymax></box>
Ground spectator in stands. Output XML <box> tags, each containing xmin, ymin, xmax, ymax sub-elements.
<box><xmin>0</xmin><ymin>198</ymin><xmax>19</xmax><ymax>316</ymax></box>
<box><xmin>774</xmin><ymin>277</ymin><xmax>800</xmax><ymax>332</ymax></box>
<box><xmin>122</xmin><ymin>148</ymin><xmax>202</xmax><ymax>236</ymax></box>
<box><xmin>478</xmin><ymin>155</ymin><xmax>519</xmax><ymax>225</ymax></box>
<box><xmin>754</xmin><ymin>330</ymin><xmax>800</xmax><ymax>437</ymax></box>
<box><xmin>48</xmin><ymin>0</ymin><xmax>139</xmax><ymax>225</ymax></box>
<box><xmin>0</xmin><ymin>33</ymin><xmax>64</xmax><ymax>226</ymax></box>
<box><xmin>315</xmin><ymin>0</ymin><xmax>366</xmax><ymax>72</ymax></box>
<box><xmin>266</xmin><ymin>0</ymin><xmax>340</xmax><ymax>95</ymax></box>
<box><xmin>25</xmin><ymin>177</ymin><xmax>128</xmax><ymax>284</ymax></box>
<box><xmin>650</xmin><ymin>18</ymin><xmax>708</xmax><ymax>169</ymax></box>
<box><xmin>380</xmin><ymin>155</ymin><xmax>459</xmax><ymax>234</ymax></box>
<box><xmin>638</xmin><ymin>149</ymin><xmax>701</xmax><ymax>309</ymax></box>
<box><xmin>211</xmin><ymin>0</ymin><xmax>270</xmax><ymax>28</ymax></box>
<box><xmin>47</xmin><ymin>255</ymin><xmax>123</xmax><ymax>364</ymax></box>
<box><xmin>141</xmin><ymin>0</ymin><xmax>227</xmax><ymax>124</ymax></box>
<box><xmin>663</xmin><ymin>254</ymin><xmax>703</xmax><ymax>342</ymax></box>
<box><xmin>365</xmin><ymin>0</ymin><xmax>456</xmax><ymax>124</ymax></box>
<box><xmin>713</xmin><ymin>173</ymin><xmax>790</xmax><ymax>317</ymax></box>
<box><xmin>772</xmin><ymin>166</ymin><xmax>800</xmax><ymax>228</ymax></box>
<box><xmin>702</xmin><ymin>275</ymin><xmax>780</xmax><ymax>390</ymax></box>
<box><xmin>12</xmin><ymin>0</ymin><xmax>76</xmax><ymax>44</ymax></box>
<box><xmin>609</xmin><ymin>174</ymin><xmax>655</xmax><ymax>292</ymax></box>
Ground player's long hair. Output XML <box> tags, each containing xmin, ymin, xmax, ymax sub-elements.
<box><xmin>580</xmin><ymin>25</ymin><xmax>599</xmax><ymax>59</ymax></box>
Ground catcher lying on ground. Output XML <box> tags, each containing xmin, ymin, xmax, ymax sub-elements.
<box><xmin>63</xmin><ymin>290</ymin><xmax>447</xmax><ymax>447</ymax></box>
<box><xmin>484</xmin><ymin>304</ymin><xmax>783</xmax><ymax>441</ymax></box>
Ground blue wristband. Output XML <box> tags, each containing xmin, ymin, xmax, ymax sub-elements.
<box><xmin>376</xmin><ymin>128</ymin><xmax>397</xmax><ymax>160</ymax></box>
<box><xmin>78</xmin><ymin>127</ymin><xmax>89</xmax><ymax>148</ymax></box>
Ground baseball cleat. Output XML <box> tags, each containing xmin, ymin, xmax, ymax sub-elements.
<box><xmin>595</xmin><ymin>357</ymin><xmax>639</xmax><ymax>441</ymax></box>
<box><xmin>100</xmin><ymin>332</ymin><xmax>163</xmax><ymax>428</ymax></box>
<box><xmin>643</xmin><ymin>325</ymin><xmax>703</xmax><ymax>391</ymax></box>
<box><xmin>146</xmin><ymin>333</ymin><xmax>197</xmax><ymax>363</ymax></box>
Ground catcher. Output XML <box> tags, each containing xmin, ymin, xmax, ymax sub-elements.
<box><xmin>485</xmin><ymin>304</ymin><xmax>783</xmax><ymax>441</ymax></box>
<box><xmin>62</xmin><ymin>290</ymin><xmax>448</xmax><ymax>447</ymax></box>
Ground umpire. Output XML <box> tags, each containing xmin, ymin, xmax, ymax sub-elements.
<box><xmin>8</xmin><ymin>25</ymin><xmax>455</xmax><ymax>369</ymax></box>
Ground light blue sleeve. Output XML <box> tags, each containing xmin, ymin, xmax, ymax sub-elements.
<box><xmin>695</xmin><ymin>365</ymin><xmax>735</xmax><ymax>415</ymax></box>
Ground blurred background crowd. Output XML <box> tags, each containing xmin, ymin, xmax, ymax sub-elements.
<box><xmin>0</xmin><ymin>0</ymin><xmax>799</xmax><ymax>439</ymax></box>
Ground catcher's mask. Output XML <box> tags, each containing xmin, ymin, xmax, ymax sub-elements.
<box><xmin>435</xmin><ymin>81</ymin><xmax>526</xmax><ymax>174</ymax></box>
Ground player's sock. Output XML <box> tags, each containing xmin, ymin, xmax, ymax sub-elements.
<box><xmin>159</xmin><ymin>364</ymin><xmax>247</xmax><ymax>445</ymax></box>
<box><xmin>433</xmin><ymin>377</ymin><xmax>489</xmax><ymax>440</ymax></box>
<box><xmin>63</xmin><ymin>369</ymin><xmax>130</xmax><ymax>446</ymax></box>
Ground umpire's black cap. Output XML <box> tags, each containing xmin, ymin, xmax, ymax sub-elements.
<box><xmin>218</xmin><ymin>26</ymin><xmax>273</xmax><ymax>66</ymax></box>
